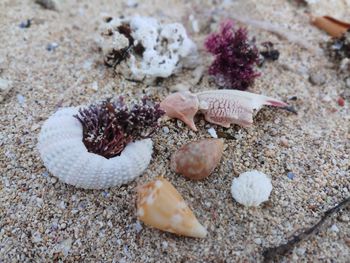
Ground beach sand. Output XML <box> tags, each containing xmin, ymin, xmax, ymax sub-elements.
<box><xmin>0</xmin><ymin>0</ymin><xmax>349</xmax><ymax>262</ymax></box>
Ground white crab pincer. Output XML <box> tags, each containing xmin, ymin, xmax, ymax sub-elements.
<box><xmin>231</xmin><ymin>170</ymin><xmax>272</xmax><ymax>207</ymax></box>
<box><xmin>38</xmin><ymin>99</ymin><xmax>163</xmax><ymax>189</ymax></box>
<box><xmin>160</xmin><ymin>89</ymin><xmax>295</xmax><ymax>131</ymax></box>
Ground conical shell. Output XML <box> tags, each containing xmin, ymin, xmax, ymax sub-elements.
<box><xmin>136</xmin><ymin>177</ymin><xmax>207</xmax><ymax>238</ymax></box>
<box><xmin>171</xmin><ymin>139</ymin><xmax>224</xmax><ymax>180</ymax></box>
<box><xmin>37</xmin><ymin>107</ymin><xmax>153</xmax><ymax>189</ymax></box>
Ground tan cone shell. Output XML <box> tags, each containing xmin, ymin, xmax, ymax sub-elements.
<box><xmin>136</xmin><ymin>177</ymin><xmax>207</xmax><ymax>238</ymax></box>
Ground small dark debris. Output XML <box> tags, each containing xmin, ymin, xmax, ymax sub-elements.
<box><xmin>19</xmin><ymin>19</ymin><xmax>31</xmax><ymax>28</ymax></box>
<box><xmin>105</xmin><ymin>46</ymin><xmax>132</xmax><ymax>67</ymax></box>
<box><xmin>35</xmin><ymin>0</ymin><xmax>57</xmax><ymax>10</ymax></box>
<box><xmin>292</xmin><ymin>0</ymin><xmax>308</xmax><ymax>6</ymax></box>
<box><xmin>104</xmin><ymin>17</ymin><xmax>113</xmax><ymax>23</ymax></box>
<box><xmin>134</xmin><ymin>42</ymin><xmax>145</xmax><ymax>56</ymax></box>
<box><xmin>282</xmin><ymin>105</ymin><xmax>298</xmax><ymax>114</ymax></box>
<box><xmin>104</xmin><ymin>23</ymin><xmax>146</xmax><ymax>67</ymax></box>
<box><xmin>288</xmin><ymin>96</ymin><xmax>298</xmax><ymax>101</ymax></box>
<box><xmin>326</xmin><ymin>30</ymin><xmax>350</xmax><ymax>62</ymax></box>
<box><xmin>259</xmin><ymin>42</ymin><xmax>280</xmax><ymax>66</ymax></box>
<box><xmin>117</xmin><ymin>24</ymin><xmax>134</xmax><ymax>44</ymax></box>
<box><xmin>216</xmin><ymin>130</ymin><xmax>236</xmax><ymax>140</ymax></box>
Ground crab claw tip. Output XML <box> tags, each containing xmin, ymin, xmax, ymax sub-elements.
<box><xmin>160</xmin><ymin>92</ymin><xmax>199</xmax><ymax>131</ymax></box>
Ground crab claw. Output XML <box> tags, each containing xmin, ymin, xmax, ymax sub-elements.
<box><xmin>160</xmin><ymin>91</ymin><xmax>199</xmax><ymax>131</ymax></box>
<box><xmin>196</xmin><ymin>90</ymin><xmax>293</xmax><ymax>129</ymax></box>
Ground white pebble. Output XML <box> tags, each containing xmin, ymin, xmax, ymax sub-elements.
<box><xmin>162</xmin><ymin>126</ymin><xmax>169</xmax><ymax>134</ymax></box>
<box><xmin>162</xmin><ymin>241</ymin><xmax>168</xmax><ymax>249</ymax></box>
<box><xmin>59</xmin><ymin>201</ymin><xmax>66</xmax><ymax>209</ymax></box>
<box><xmin>51</xmin><ymin>177</ymin><xmax>57</xmax><ymax>184</ymax></box>
<box><xmin>36</xmin><ymin>198</ymin><xmax>43</xmax><ymax>207</ymax></box>
<box><xmin>321</xmin><ymin>95</ymin><xmax>332</xmax><ymax>102</ymax></box>
<box><xmin>254</xmin><ymin>238</ymin><xmax>262</xmax><ymax>245</ymax></box>
<box><xmin>83</xmin><ymin>60</ymin><xmax>92</xmax><ymax>70</ymax></box>
<box><xmin>208</xmin><ymin>127</ymin><xmax>218</xmax><ymax>138</ymax></box>
<box><xmin>339</xmin><ymin>214</ymin><xmax>349</xmax><ymax>222</ymax></box>
<box><xmin>91</xmin><ymin>81</ymin><xmax>99</xmax><ymax>91</ymax></box>
<box><xmin>134</xmin><ymin>221</ymin><xmax>143</xmax><ymax>233</ymax></box>
<box><xmin>32</xmin><ymin>232</ymin><xmax>42</xmax><ymax>243</ymax></box>
<box><xmin>16</xmin><ymin>94</ymin><xmax>26</xmax><ymax>105</ymax></box>
<box><xmin>125</xmin><ymin>0</ymin><xmax>138</xmax><ymax>7</ymax></box>
<box><xmin>189</xmin><ymin>15</ymin><xmax>199</xmax><ymax>33</ymax></box>
<box><xmin>330</xmin><ymin>224</ymin><xmax>339</xmax><ymax>233</ymax></box>
<box><xmin>296</xmin><ymin>247</ymin><xmax>306</xmax><ymax>256</ymax></box>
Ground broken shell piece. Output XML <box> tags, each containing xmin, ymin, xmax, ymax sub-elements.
<box><xmin>161</xmin><ymin>89</ymin><xmax>289</xmax><ymax>130</ymax></box>
<box><xmin>231</xmin><ymin>170</ymin><xmax>272</xmax><ymax>207</ymax></box>
<box><xmin>136</xmin><ymin>177</ymin><xmax>207</xmax><ymax>238</ymax></box>
<box><xmin>171</xmin><ymin>139</ymin><xmax>224</xmax><ymax>180</ymax></box>
<box><xmin>311</xmin><ymin>16</ymin><xmax>350</xmax><ymax>37</ymax></box>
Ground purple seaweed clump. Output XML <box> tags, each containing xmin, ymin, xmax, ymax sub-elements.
<box><xmin>205</xmin><ymin>20</ymin><xmax>260</xmax><ymax>90</ymax></box>
<box><xmin>75</xmin><ymin>97</ymin><xmax>164</xmax><ymax>159</ymax></box>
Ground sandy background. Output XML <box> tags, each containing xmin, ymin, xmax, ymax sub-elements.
<box><xmin>0</xmin><ymin>0</ymin><xmax>349</xmax><ymax>262</ymax></box>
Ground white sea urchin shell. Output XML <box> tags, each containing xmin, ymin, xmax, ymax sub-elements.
<box><xmin>38</xmin><ymin>107</ymin><xmax>153</xmax><ymax>189</ymax></box>
<box><xmin>231</xmin><ymin>170</ymin><xmax>272</xmax><ymax>207</ymax></box>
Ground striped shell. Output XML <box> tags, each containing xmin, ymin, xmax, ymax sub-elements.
<box><xmin>38</xmin><ymin>107</ymin><xmax>153</xmax><ymax>189</ymax></box>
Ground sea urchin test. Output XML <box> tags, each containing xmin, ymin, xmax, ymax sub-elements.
<box><xmin>37</xmin><ymin>98</ymin><xmax>164</xmax><ymax>189</ymax></box>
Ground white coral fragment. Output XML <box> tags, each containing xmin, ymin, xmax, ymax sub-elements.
<box><xmin>99</xmin><ymin>16</ymin><xmax>198</xmax><ymax>83</ymax></box>
<box><xmin>231</xmin><ymin>170</ymin><xmax>272</xmax><ymax>207</ymax></box>
<box><xmin>37</xmin><ymin>107</ymin><xmax>153</xmax><ymax>189</ymax></box>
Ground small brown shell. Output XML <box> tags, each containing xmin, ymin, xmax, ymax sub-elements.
<box><xmin>171</xmin><ymin>139</ymin><xmax>224</xmax><ymax>180</ymax></box>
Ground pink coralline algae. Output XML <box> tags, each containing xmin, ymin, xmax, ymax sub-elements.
<box><xmin>75</xmin><ymin>97</ymin><xmax>164</xmax><ymax>159</ymax></box>
<box><xmin>204</xmin><ymin>20</ymin><xmax>260</xmax><ymax>90</ymax></box>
